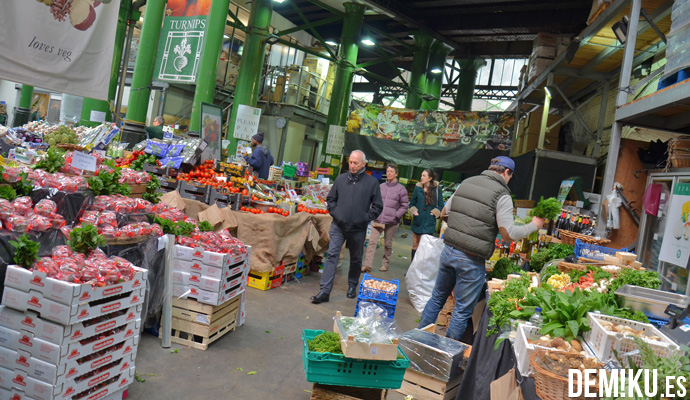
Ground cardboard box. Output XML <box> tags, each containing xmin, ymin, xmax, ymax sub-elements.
<box><xmin>173</xmin><ymin>268</ymin><xmax>248</xmax><ymax>293</ymax></box>
<box><xmin>3</xmin><ymin>266</ymin><xmax>147</xmax><ymax>307</ymax></box>
<box><xmin>1</xmin><ymin>287</ymin><xmax>145</xmax><ymax>326</ymax></box>
<box><xmin>174</xmin><ymin>245</ymin><xmax>249</xmax><ymax>268</ymax></box>
<box><xmin>531</xmin><ymin>45</ymin><xmax>556</xmax><ymax>59</ymax></box>
<box><xmin>173</xmin><ymin>258</ymin><xmax>249</xmax><ymax>281</ymax></box>
<box><xmin>172</xmin><ymin>280</ymin><xmax>246</xmax><ymax>307</ymax></box>
<box><xmin>0</xmin><ymin>305</ymin><xmax>142</xmax><ymax>347</ymax></box>
<box><xmin>0</xmin><ymin>321</ymin><xmax>139</xmax><ymax>368</ymax></box>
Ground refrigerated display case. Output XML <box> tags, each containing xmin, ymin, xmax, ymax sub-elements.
<box><xmin>637</xmin><ymin>169</ymin><xmax>690</xmax><ymax>295</ymax></box>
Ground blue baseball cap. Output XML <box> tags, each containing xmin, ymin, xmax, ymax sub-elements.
<box><xmin>491</xmin><ymin>156</ymin><xmax>515</xmax><ymax>173</ymax></box>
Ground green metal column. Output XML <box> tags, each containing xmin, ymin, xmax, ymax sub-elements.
<box><xmin>454</xmin><ymin>57</ymin><xmax>485</xmax><ymax>111</ymax></box>
<box><xmin>321</xmin><ymin>2</ymin><xmax>366</xmax><ymax>155</ymax></box>
<box><xmin>18</xmin><ymin>85</ymin><xmax>33</xmax><ymax>109</ymax></box>
<box><xmin>124</xmin><ymin>0</ymin><xmax>166</xmax><ymax>124</ymax></box>
<box><xmin>189</xmin><ymin>0</ymin><xmax>233</xmax><ymax>132</ymax></box>
<box><xmin>420</xmin><ymin>40</ymin><xmax>451</xmax><ymax>110</ymax></box>
<box><xmin>226</xmin><ymin>0</ymin><xmax>273</xmax><ymax>149</ymax></box>
<box><xmin>80</xmin><ymin>0</ymin><xmax>131</xmax><ymax>126</ymax></box>
<box><xmin>405</xmin><ymin>32</ymin><xmax>433</xmax><ymax>109</ymax></box>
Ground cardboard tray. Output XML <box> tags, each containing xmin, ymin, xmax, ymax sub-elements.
<box><xmin>333</xmin><ymin>311</ymin><xmax>399</xmax><ymax>361</ymax></box>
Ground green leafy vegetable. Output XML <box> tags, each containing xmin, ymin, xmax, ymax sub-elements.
<box><xmin>530</xmin><ymin>243</ymin><xmax>574</xmax><ymax>273</ymax></box>
<box><xmin>88</xmin><ymin>169</ymin><xmax>131</xmax><ymax>196</ymax></box>
<box><xmin>607</xmin><ymin>268</ymin><xmax>661</xmax><ymax>294</ymax></box>
<box><xmin>487</xmin><ymin>275</ymin><xmax>531</xmax><ymax>337</ymax></box>
<box><xmin>487</xmin><ymin>258</ymin><xmax>523</xmax><ymax>280</ymax></box>
<box><xmin>0</xmin><ymin>185</ymin><xmax>17</xmax><ymax>201</ymax></box>
<box><xmin>33</xmin><ymin>147</ymin><xmax>65</xmax><ymax>173</ymax></box>
<box><xmin>13</xmin><ymin>172</ymin><xmax>34</xmax><ymax>197</ymax></box>
<box><xmin>131</xmin><ymin>154</ymin><xmax>158</xmax><ymax>171</ymax></box>
<box><xmin>10</xmin><ymin>234</ymin><xmax>40</xmax><ymax>269</ymax></box>
<box><xmin>68</xmin><ymin>224</ymin><xmax>105</xmax><ymax>254</ymax></box>
<box><xmin>154</xmin><ymin>216</ymin><xmax>195</xmax><ymax>236</ymax></box>
<box><xmin>143</xmin><ymin>173</ymin><xmax>161</xmax><ymax>204</ymax></box>
<box><xmin>197</xmin><ymin>221</ymin><xmax>215</xmax><ymax>232</ymax></box>
<box><xmin>530</xmin><ymin>196</ymin><xmax>562</xmax><ymax>220</ymax></box>
<box><xmin>307</xmin><ymin>331</ymin><xmax>343</xmax><ymax>354</ymax></box>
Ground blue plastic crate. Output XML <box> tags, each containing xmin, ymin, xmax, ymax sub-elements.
<box><xmin>647</xmin><ymin>316</ymin><xmax>690</xmax><ymax>328</ymax></box>
<box><xmin>355</xmin><ymin>298</ymin><xmax>396</xmax><ymax>318</ymax></box>
<box><xmin>358</xmin><ymin>273</ymin><xmax>399</xmax><ymax>304</ymax></box>
<box><xmin>574</xmin><ymin>239</ymin><xmax>628</xmax><ymax>261</ymax></box>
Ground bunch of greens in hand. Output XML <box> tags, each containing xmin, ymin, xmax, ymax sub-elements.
<box><xmin>68</xmin><ymin>224</ymin><xmax>105</xmax><ymax>254</ymax></box>
<box><xmin>530</xmin><ymin>197</ymin><xmax>561</xmax><ymax>220</ymax></box>
<box><xmin>10</xmin><ymin>234</ymin><xmax>40</xmax><ymax>269</ymax></box>
<box><xmin>33</xmin><ymin>147</ymin><xmax>65</xmax><ymax>173</ymax></box>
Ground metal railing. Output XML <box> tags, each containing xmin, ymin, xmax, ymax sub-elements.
<box><xmin>261</xmin><ymin>65</ymin><xmax>332</xmax><ymax>114</ymax></box>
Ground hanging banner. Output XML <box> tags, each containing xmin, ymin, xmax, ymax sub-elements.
<box><xmin>0</xmin><ymin>0</ymin><xmax>122</xmax><ymax>100</ymax></box>
<box><xmin>347</xmin><ymin>102</ymin><xmax>514</xmax><ymax>151</ymax></box>
<box><xmin>659</xmin><ymin>183</ymin><xmax>690</xmax><ymax>268</ymax></box>
<box><xmin>325</xmin><ymin>125</ymin><xmax>345</xmax><ymax>155</ymax></box>
<box><xmin>233</xmin><ymin>105</ymin><xmax>262</xmax><ymax>141</ymax></box>
<box><xmin>154</xmin><ymin>1</ymin><xmax>210</xmax><ymax>83</ymax></box>
<box><xmin>200</xmin><ymin>102</ymin><xmax>222</xmax><ymax>161</ymax></box>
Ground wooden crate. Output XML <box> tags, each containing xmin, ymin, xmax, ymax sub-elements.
<box><xmin>163</xmin><ymin>293</ymin><xmax>241</xmax><ymax>350</ymax></box>
<box><xmin>434</xmin><ymin>293</ymin><xmax>455</xmax><ymax>328</ymax></box>
<box><xmin>311</xmin><ymin>383</ymin><xmax>387</xmax><ymax>400</ymax></box>
<box><xmin>397</xmin><ymin>369</ymin><xmax>463</xmax><ymax>400</ymax></box>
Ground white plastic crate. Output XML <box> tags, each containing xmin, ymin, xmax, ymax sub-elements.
<box><xmin>583</xmin><ymin>312</ymin><xmax>680</xmax><ymax>367</ymax></box>
<box><xmin>514</xmin><ymin>323</ymin><xmax>595</xmax><ymax>377</ymax></box>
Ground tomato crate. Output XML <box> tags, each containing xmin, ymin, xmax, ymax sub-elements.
<box><xmin>162</xmin><ymin>292</ymin><xmax>241</xmax><ymax>350</ymax></box>
<box><xmin>583</xmin><ymin>312</ymin><xmax>680</xmax><ymax>367</ymax></box>
<box><xmin>174</xmin><ymin>244</ymin><xmax>249</xmax><ymax>268</ymax></box>
<box><xmin>172</xmin><ymin>275</ymin><xmax>245</xmax><ymax>307</ymax></box>
<box><xmin>358</xmin><ymin>274</ymin><xmax>399</xmax><ymax>304</ymax></box>
<box><xmin>247</xmin><ymin>263</ymin><xmax>285</xmax><ymax>291</ymax></box>
<box><xmin>302</xmin><ymin>330</ymin><xmax>409</xmax><ymax>389</ymax></box>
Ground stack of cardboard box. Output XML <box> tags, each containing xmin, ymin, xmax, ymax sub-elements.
<box><xmin>527</xmin><ymin>33</ymin><xmax>572</xmax><ymax>83</ymax></box>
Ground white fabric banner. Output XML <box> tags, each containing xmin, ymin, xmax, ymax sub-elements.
<box><xmin>0</xmin><ymin>0</ymin><xmax>121</xmax><ymax>100</ymax></box>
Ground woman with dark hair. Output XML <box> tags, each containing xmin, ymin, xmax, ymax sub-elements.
<box><xmin>409</xmin><ymin>169</ymin><xmax>444</xmax><ymax>262</ymax></box>
<box><xmin>362</xmin><ymin>164</ymin><xmax>409</xmax><ymax>272</ymax></box>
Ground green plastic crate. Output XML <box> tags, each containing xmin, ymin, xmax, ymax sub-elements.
<box><xmin>283</xmin><ymin>165</ymin><xmax>297</xmax><ymax>178</ymax></box>
<box><xmin>302</xmin><ymin>329</ymin><xmax>409</xmax><ymax>389</ymax></box>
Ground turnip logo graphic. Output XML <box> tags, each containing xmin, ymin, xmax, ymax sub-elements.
<box><xmin>173</xmin><ymin>38</ymin><xmax>191</xmax><ymax>72</ymax></box>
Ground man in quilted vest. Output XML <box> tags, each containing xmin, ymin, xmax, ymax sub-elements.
<box><xmin>418</xmin><ymin>156</ymin><xmax>544</xmax><ymax>341</ymax></box>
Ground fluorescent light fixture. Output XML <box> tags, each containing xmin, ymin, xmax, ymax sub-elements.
<box><xmin>544</xmin><ymin>86</ymin><xmax>552</xmax><ymax>98</ymax></box>
<box><xmin>273</xmin><ymin>0</ymin><xmax>286</xmax><ymax>3</ymax></box>
<box><xmin>223</xmin><ymin>35</ymin><xmax>229</xmax><ymax>39</ymax></box>
<box><xmin>612</xmin><ymin>16</ymin><xmax>629</xmax><ymax>44</ymax></box>
<box><xmin>430</xmin><ymin>68</ymin><xmax>443</xmax><ymax>74</ymax></box>
<box><xmin>361</xmin><ymin>38</ymin><xmax>375</xmax><ymax>46</ymax></box>
<box><xmin>325</xmin><ymin>40</ymin><xmax>338</xmax><ymax>46</ymax></box>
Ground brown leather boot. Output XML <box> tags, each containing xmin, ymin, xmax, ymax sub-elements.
<box><xmin>361</xmin><ymin>265</ymin><xmax>371</xmax><ymax>273</ymax></box>
<box><xmin>379</xmin><ymin>265</ymin><xmax>388</xmax><ymax>272</ymax></box>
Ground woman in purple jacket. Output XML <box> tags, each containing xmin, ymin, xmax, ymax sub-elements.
<box><xmin>362</xmin><ymin>164</ymin><xmax>409</xmax><ymax>272</ymax></box>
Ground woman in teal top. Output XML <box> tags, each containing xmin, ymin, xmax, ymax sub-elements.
<box><xmin>409</xmin><ymin>169</ymin><xmax>444</xmax><ymax>262</ymax></box>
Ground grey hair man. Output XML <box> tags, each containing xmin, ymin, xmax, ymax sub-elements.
<box><xmin>310</xmin><ymin>150</ymin><xmax>383</xmax><ymax>304</ymax></box>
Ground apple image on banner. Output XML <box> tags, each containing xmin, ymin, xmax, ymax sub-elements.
<box><xmin>70</xmin><ymin>0</ymin><xmax>97</xmax><ymax>31</ymax></box>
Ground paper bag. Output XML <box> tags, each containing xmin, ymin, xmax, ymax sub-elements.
<box><xmin>160</xmin><ymin>190</ymin><xmax>186</xmax><ymax>210</ymax></box>
<box><xmin>490</xmin><ymin>368</ymin><xmax>524</xmax><ymax>400</ymax></box>
<box><xmin>198</xmin><ymin>204</ymin><xmax>223</xmax><ymax>228</ymax></box>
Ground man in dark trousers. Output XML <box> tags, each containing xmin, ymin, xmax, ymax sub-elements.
<box><xmin>418</xmin><ymin>156</ymin><xmax>544</xmax><ymax>340</ymax></box>
<box><xmin>310</xmin><ymin>150</ymin><xmax>383</xmax><ymax>304</ymax></box>
<box><xmin>244</xmin><ymin>131</ymin><xmax>274</xmax><ymax>179</ymax></box>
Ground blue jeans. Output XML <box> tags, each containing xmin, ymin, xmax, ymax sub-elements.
<box><xmin>419</xmin><ymin>244</ymin><xmax>486</xmax><ymax>341</ymax></box>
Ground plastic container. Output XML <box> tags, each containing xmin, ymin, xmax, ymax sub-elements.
<box><xmin>574</xmin><ymin>239</ymin><xmax>628</xmax><ymax>261</ymax></box>
<box><xmin>358</xmin><ymin>273</ymin><xmax>399</xmax><ymax>304</ymax></box>
<box><xmin>583</xmin><ymin>312</ymin><xmax>680</xmax><ymax>367</ymax></box>
<box><xmin>529</xmin><ymin>308</ymin><xmax>543</xmax><ymax>327</ymax></box>
<box><xmin>355</xmin><ymin>298</ymin><xmax>396</xmax><ymax>319</ymax></box>
<box><xmin>283</xmin><ymin>165</ymin><xmax>297</xmax><ymax>178</ymax></box>
<box><xmin>302</xmin><ymin>329</ymin><xmax>409</xmax><ymax>389</ymax></box>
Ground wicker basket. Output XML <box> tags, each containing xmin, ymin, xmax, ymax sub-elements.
<box><xmin>559</xmin><ymin>230</ymin><xmax>610</xmax><ymax>246</ymax></box>
<box><xmin>530</xmin><ymin>351</ymin><xmax>601</xmax><ymax>400</ymax></box>
<box><xmin>310</xmin><ymin>383</ymin><xmax>387</xmax><ymax>400</ymax></box>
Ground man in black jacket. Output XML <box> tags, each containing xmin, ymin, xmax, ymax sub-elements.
<box><xmin>310</xmin><ymin>150</ymin><xmax>383</xmax><ymax>304</ymax></box>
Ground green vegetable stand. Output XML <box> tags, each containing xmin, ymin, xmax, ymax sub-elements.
<box><xmin>302</xmin><ymin>329</ymin><xmax>410</xmax><ymax>389</ymax></box>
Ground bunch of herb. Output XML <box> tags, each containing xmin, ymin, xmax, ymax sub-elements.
<box><xmin>607</xmin><ymin>268</ymin><xmax>662</xmax><ymax>294</ymax></box>
<box><xmin>68</xmin><ymin>224</ymin><xmax>105</xmax><ymax>254</ymax></box>
<box><xmin>13</xmin><ymin>172</ymin><xmax>34</xmax><ymax>197</ymax></box>
<box><xmin>143</xmin><ymin>173</ymin><xmax>161</xmax><ymax>204</ymax></box>
<box><xmin>131</xmin><ymin>154</ymin><xmax>158</xmax><ymax>171</ymax></box>
<box><xmin>530</xmin><ymin>197</ymin><xmax>562</xmax><ymax>220</ymax></box>
<box><xmin>33</xmin><ymin>147</ymin><xmax>65</xmax><ymax>173</ymax></box>
<box><xmin>10</xmin><ymin>234</ymin><xmax>40</xmax><ymax>269</ymax></box>
<box><xmin>567</xmin><ymin>265</ymin><xmax>611</xmax><ymax>283</ymax></box>
<box><xmin>0</xmin><ymin>165</ymin><xmax>5</xmax><ymax>182</ymax></box>
<box><xmin>529</xmin><ymin>243</ymin><xmax>574</xmax><ymax>273</ymax></box>
<box><xmin>0</xmin><ymin>185</ymin><xmax>17</xmax><ymax>201</ymax></box>
<box><xmin>197</xmin><ymin>221</ymin><xmax>215</xmax><ymax>232</ymax></box>
<box><xmin>487</xmin><ymin>275</ymin><xmax>531</xmax><ymax>337</ymax></box>
<box><xmin>487</xmin><ymin>257</ymin><xmax>523</xmax><ymax>280</ymax></box>
<box><xmin>307</xmin><ymin>331</ymin><xmax>342</xmax><ymax>354</ymax></box>
<box><xmin>154</xmin><ymin>216</ymin><xmax>195</xmax><ymax>236</ymax></box>
<box><xmin>88</xmin><ymin>169</ymin><xmax>131</xmax><ymax>196</ymax></box>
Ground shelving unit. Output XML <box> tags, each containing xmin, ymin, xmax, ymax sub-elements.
<box><xmin>617</xmin><ymin>78</ymin><xmax>690</xmax><ymax>132</ymax></box>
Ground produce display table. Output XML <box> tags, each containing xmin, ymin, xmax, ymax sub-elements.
<box><xmin>457</xmin><ymin>290</ymin><xmax>540</xmax><ymax>400</ymax></box>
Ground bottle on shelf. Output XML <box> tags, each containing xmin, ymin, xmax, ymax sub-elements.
<box><xmin>529</xmin><ymin>307</ymin><xmax>544</xmax><ymax>327</ymax></box>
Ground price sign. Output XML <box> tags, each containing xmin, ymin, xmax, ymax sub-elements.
<box><xmin>71</xmin><ymin>151</ymin><xmax>97</xmax><ymax>172</ymax></box>
<box><xmin>287</xmin><ymin>188</ymin><xmax>299</xmax><ymax>201</ymax></box>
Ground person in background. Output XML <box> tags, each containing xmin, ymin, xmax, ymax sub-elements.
<box><xmin>145</xmin><ymin>116</ymin><xmax>165</xmax><ymax>140</ymax></box>
<box><xmin>244</xmin><ymin>131</ymin><xmax>274</xmax><ymax>180</ymax></box>
<box><xmin>409</xmin><ymin>169</ymin><xmax>444</xmax><ymax>263</ymax></box>
<box><xmin>310</xmin><ymin>150</ymin><xmax>383</xmax><ymax>304</ymax></box>
<box><xmin>362</xmin><ymin>164</ymin><xmax>409</xmax><ymax>273</ymax></box>
<box><xmin>418</xmin><ymin>156</ymin><xmax>544</xmax><ymax>341</ymax></box>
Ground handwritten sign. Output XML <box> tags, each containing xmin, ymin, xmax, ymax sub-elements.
<box><xmin>326</xmin><ymin>125</ymin><xmax>345</xmax><ymax>155</ymax></box>
<box><xmin>233</xmin><ymin>105</ymin><xmax>261</xmax><ymax>141</ymax></box>
<box><xmin>71</xmin><ymin>151</ymin><xmax>97</xmax><ymax>172</ymax></box>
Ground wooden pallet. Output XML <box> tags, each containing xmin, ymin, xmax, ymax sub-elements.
<box><xmin>396</xmin><ymin>369</ymin><xmax>463</xmax><ymax>400</ymax></box>
<box><xmin>162</xmin><ymin>294</ymin><xmax>241</xmax><ymax>350</ymax></box>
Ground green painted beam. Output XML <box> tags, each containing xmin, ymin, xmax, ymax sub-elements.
<box><xmin>124</xmin><ymin>0</ymin><xmax>166</xmax><ymax>123</ymax></box>
<box><xmin>363</xmin><ymin>26</ymin><xmax>408</xmax><ymax>87</ymax></box>
<box><xmin>357</xmin><ymin>50</ymin><xmax>414</xmax><ymax>69</ymax></box>
<box><xmin>276</xmin><ymin>38</ymin><xmax>335</xmax><ymax>62</ymax></box>
<box><xmin>227</xmin><ymin>7</ymin><xmax>246</xmax><ymax>30</ymax></box>
<box><xmin>454</xmin><ymin>57</ymin><xmax>486</xmax><ymax>111</ymax></box>
<box><xmin>405</xmin><ymin>32</ymin><xmax>433</xmax><ymax>109</ymax></box>
<box><xmin>303</xmin><ymin>0</ymin><xmax>343</xmax><ymax>15</ymax></box>
<box><xmin>278</xmin><ymin>16</ymin><xmax>342</xmax><ymax>36</ymax></box>
<box><xmin>290</xmin><ymin>2</ymin><xmax>337</xmax><ymax>60</ymax></box>
<box><xmin>225</xmin><ymin>20</ymin><xmax>247</xmax><ymax>32</ymax></box>
<box><xmin>421</xmin><ymin>40</ymin><xmax>451</xmax><ymax>110</ymax></box>
<box><xmin>18</xmin><ymin>85</ymin><xmax>33</xmax><ymax>109</ymax></box>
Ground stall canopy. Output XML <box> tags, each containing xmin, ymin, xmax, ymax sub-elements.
<box><xmin>342</xmin><ymin>102</ymin><xmax>515</xmax><ymax>173</ymax></box>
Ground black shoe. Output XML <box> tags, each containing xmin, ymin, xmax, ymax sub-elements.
<box><xmin>347</xmin><ymin>286</ymin><xmax>356</xmax><ymax>299</ymax></box>
<box><xmin>310</xmin><ymin>292</ymin><xmax>329</xmax><ymax>304</ymax></box>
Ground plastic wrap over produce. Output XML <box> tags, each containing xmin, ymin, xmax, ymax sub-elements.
<box><xmin>338</xmin><ymin>302</ymin><xmax>400</xmax><ymax>345</ymax></box>
<box><xmin>398</xmin><ymin>328</ymin><xmax>468</xmax><ymax>382</ymax></box>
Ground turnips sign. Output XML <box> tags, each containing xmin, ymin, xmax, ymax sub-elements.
<box><xmin>0</xmin><ymin>0</ymin><xmax>121</xmax><ymax>100</ymax></box>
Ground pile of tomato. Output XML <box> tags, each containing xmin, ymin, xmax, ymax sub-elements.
<box><xmin>267</xmin><ymin>207</ymin><xmax>289</xmax><ymax>216</ymax></box>
<box><xmin>239</xmin><ymin>206</ymin><xmax>265</xmax><ymax>214</ymax></box>
<box><xmin>176</xmin><ymin>160</ymin><xmax>251</xmax><ymax>195</ymax></box>
<box><xmin>296</xmin><ymin>204</ymin><xmax>329</xmax><ymax>214</ymax></box>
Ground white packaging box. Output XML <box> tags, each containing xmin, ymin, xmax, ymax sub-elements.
<box><xmin>173</xmin><ymin>258</ymin><xmax>249</xmax><ymax>282</ymax></box>
<box><xmin>4</xmin><ymin>266</ymin><xmax>147</xmax><ymax>306</ymax></box>
<box><xmin>2</xmin><ymin>287</ymin><xmax>145</xmax><ymax>326</ymax></box>
<box><xmin>172</xmin><ymin>280</ymin><xmax>246</xmax><ymax>307</ymax></box>
<box><xmin>0</xmin><ymin>305</ymin><xmax>142</xmax><ymax>346</ymax></box>
<box><xmin>174</xmin><ymin>244</ymin><xmax>249</xmax><ymax>267</ymax></box>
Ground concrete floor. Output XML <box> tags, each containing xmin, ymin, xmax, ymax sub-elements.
<box><xmin>128</xmin><ymin>227</ymin><xmax>422</xmax><ymax>400</ymax></box>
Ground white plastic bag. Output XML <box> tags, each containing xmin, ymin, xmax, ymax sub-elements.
<box><xmin>406</xmin><ymin>234</ymin><xmax>445</xmax><ymax>312</ymax></box>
